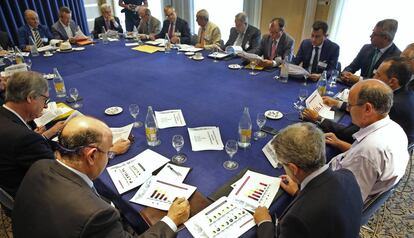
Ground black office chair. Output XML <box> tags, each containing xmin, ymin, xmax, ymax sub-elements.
<box><xmin>360</xmin><ymin>185</ymin><xmax>396</xmax><ymax>226</ymax></box>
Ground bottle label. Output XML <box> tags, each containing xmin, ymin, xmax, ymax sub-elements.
<box><xmin>54</xmin><ymin>82</ymin><xmax>65</xmax><ymax>93</ymax></box>
<box><xmin>318</xmin><ymin>86</ymin><xmax>326</xmax><ymax>96</ymax></box>
<box><xmin>145</xmin><ymin>127</ymin><xmax>157</xmax><ymax>142</ymax></box>
<box><xmin>239</xmin><ymin>128</ymin><xmax>252</xmax><ymax>143</ymax></box>
<box><xmin>15</xmin><ymin>56</ymin><xmax>23</xmax><ymax>64</ymax></box>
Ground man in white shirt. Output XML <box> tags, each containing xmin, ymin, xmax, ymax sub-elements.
<box><xmin>51</xmin><ymin>6</ymin><xmax>86</xmax><ymax>44</ymax></box>
<box><xmin>13</xmin><ymin>116</ymin><xmax>190</xmax><ymax>238</ymax></box>
<box><xmin>329</xmin><ymin>79</ymin><xmax>409</xmax><ymax>202</ymax></box>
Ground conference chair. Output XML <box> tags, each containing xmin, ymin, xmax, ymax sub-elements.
<box><xmin>0</xmin><ymin>187</ymin><xmax>14</xmax><ymax>236</ymax></box>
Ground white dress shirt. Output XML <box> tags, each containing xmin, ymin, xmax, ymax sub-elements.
<box><xmin>330</xmin><ymin>116</ymin><xmax>409</xmax><ymax>201</ymax></box>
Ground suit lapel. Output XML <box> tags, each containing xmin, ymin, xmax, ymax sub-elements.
<box><xmin>58</xmin><ymin>22</ymin><xmax>68</xmax><ymax>39</ymax></box>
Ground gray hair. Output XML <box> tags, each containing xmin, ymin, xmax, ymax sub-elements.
<box><xmin>375</xmin><ymin>19</ymin><xmax>398</xmax><ymax>42</ymax></box>
<box><xmin>271</xmin><ymin>123</ymin><xmax>326</xmax><ymax>173</ymax></box>
<box><xmin>144</xmin><ymin>8</ymin><xmax>151</xmax><ymax>16</ymax></box>
<box><xmin>235</xmin><ymin>12</ymin><xmax>248</xmax><ymax>25</ymax></box>
<box><xmin>357</xmin><ymin>82</ymin><xmax>393</xmax><ymax>115</ymax></box>
<box><xmin>5</xmin><ymin>71</ymin><xmax>48</xmax><ymax>103</ymax></box>
<box><xmin>196</xmin><ymin>9</ymin><xmax>209</xmax><ymax>21</ymax></box>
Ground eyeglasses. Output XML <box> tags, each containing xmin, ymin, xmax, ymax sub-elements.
<box><xmin>56</xmin><ymin>144</ymin><xmax>111</xmax><ymax>158</ymax></box>
<box><xmin>346</xmin><ymin>102</ymin><xmax>364</xmax><ymax>110</ymax></box>
<box><xmin>39</xmin><ymin>94</ymin><xmax>50</xmax><ymax>105</ymax></box>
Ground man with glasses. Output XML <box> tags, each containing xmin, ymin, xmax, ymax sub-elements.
<box><xmin>13</xmin><ymin>116</ymin><xmax>191</xmax><ymax>237</ymax></box>
<box><xmin>93</xmin><ymin>4</ymin><xmax>123</xmax><ymax>38</ymax></box>
<box><xmin>293</xmin><ymin>21</ymin><xmax>339</xmax><ymax>81</ymax></box>
<box><xmin>137</xmin><ymin>6</ymin><xmax>161</xmax><ymax>39</ymax></box>
<box><xmin>151</xmin><ymin>5</ymin><xmax>191</xmax><ymax>44</ymax></box>
<box><xmin>253</xmin><ymin>123</ymin><xmax>362</xmax><ymax>237</ymax></box>
<box><xmin>341</xmin><ymin>19</ymin><xmax>401</xmax><ymax>84</ymax></box>
<box><xmin>328</xmin><ymin>79</ymin><xmax>409</xmax><ymax>202</ymax></box>
<box><xmin>18</xmin><ymin>9</ymin><xmax>52</xmax><ymax>52</ymax></box>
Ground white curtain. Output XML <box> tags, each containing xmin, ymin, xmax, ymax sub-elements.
<box><xmin>243</xmin><ymin>0</ymin><xmax>262</xmax><ymax>28</ymax></box>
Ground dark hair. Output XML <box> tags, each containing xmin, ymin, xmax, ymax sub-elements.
<box><xmin>270</xmin><ymin>17</ymin><xmax>285</xmax><ymax>29</ymax></box>
<box><xmin>383</xmin><ymin>57</ymin><xmax>411</xmax><ymax>87</ymax></box>
<box><xmin>58</xmin><ymin>127</ymin><xmax>103</xmax><ymax>160</ymax></box>
<box><xmin>312</xmin><ymin>21</ymin><xmax>328</xmax><ymax>34</ymax></box>
<box><xmin>59</xmin><ymin>6</ymin><xmax>71</xmax><ymax>15</ymax></box>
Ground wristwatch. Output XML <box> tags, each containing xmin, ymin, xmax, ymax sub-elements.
<box><xmin>108</xmin><ymin>151</ymin><xmax>116</xmax><ymax>160</ymax></box>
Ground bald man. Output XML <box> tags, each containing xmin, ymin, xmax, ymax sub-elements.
<box><xmin>18</xmin><ymin>9</ymin><xmax>52</xmax><ymax>51</ymax></box>
<box><xmin>13</xmin><ymin>116</ymin><xmax>190</xmax><ymax>238</ymax></box>
<box><xmin>328</xmin><ymin>79</ymin><xmax>409</xmax><ymax>202</ymax></box>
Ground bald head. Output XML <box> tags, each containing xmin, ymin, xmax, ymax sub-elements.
<box><xmin>353</xmin><ymin>79</ymin><xmax>393</xmax><ymax>115</ymax></box>
<box><xmin>24</xmin><ymin>9</ymin><xmax>39</xmax><ymax>28</ymax></box>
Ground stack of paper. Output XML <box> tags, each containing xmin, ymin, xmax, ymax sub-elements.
<box><xmin>154</xmin><ymin>109</ymin><xmax>186</xmax><ymax>129</ymax></box>
<box><xmin>106</xmin><ymin>149</ymin><xmax>170</xmax><ymax>194</ymax></box>
<box><xmin>110</xmin><ymin>124</ymin><xmax>133</xmax><ymax>143</ymax></box>
<box><xmin>262</xmin><ymin>138</ymin><xmax>280</xmax><ymax>168</ymax></box>
<box><xmin>187</xmin><ymin>126</ymin><xmax>224</xmax><ymax>151</ymax></box>
<box><xmin>288</xmin><ymin>63</ymin><xmax>310</xmax><ymax>77</ymax></box>
<box><xmin>185</xmin><ymin>196</ymin><xmax>256</xmax><ymax>238</ymax></box>
<box><xmin>130</xmin><ymin>176</ymin><xmax>196</xmax><ymax>210</ymax></box>
<box><xmin>306</xmin><ymin>90</ymin><xmax>335</xmax><ymax>119</ymax></box>
<box><xmin>178</xmin><ymin>44</ymin><xmax>203</xmax><ymax>52</ymax></box>
<box><xmin>34</xmin><ymin>102</ymin><xmax>74</xmax><ymax>127</ymax></box>
<box><xmin>156</xmin><ymin>163</ymin><xmax>191</xmax><ymax>183</ymax></box>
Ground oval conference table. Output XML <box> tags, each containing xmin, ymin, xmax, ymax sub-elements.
<box><xmin>30</xmin><ymin>39</ymin><xmax>346</xmax><ymax>237</ymax></box>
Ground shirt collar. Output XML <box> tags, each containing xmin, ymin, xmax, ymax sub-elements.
<box><xmin>353</xmin><ymin>116</ymin><xmax>391</xmax><ymax>142</ymax></box>
<box><xmin>56</xmin><ymin>159</ymin><xmax>94</xmax><ymax>188</ymax></box>
<box><xmin>2</xmin><ymin>104</ymin><xmax>32</xmax><ymax>129</ymax></box>
<box><xmin>314</xmin><ymin>40</ymin><xmax>324</xmax><ymax>49</ymax></box>
<box><xmin>59</xmin><ymin>20</ymin><xmax>69</xmax><ymax>28</ymax></box>
<box><xmin>378</xmin><ymin>42</ymin><xmax>393</xmax><ymax>54</ymax></box>
<box><xmin>300</xmin><ymin>164</ymin><xmax>329</xmax><ymax>190</ymax></box>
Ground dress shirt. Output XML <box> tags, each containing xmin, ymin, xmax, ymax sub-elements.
<box><xmin>330</xmin><ymin>116</ymin><xmax>409</xmax><ymax>201</ymax></box>
<box><xmin>308</xmin><ymin>42</ymin><xmax>324</xmax><ymax>73</ymax></box>
<box><xmin>358</xmin><ymin>42</ymin><xmax>394</xmax><ymax>81</ymax></box>
<box><xmin>60</xmin><ymin>20</ymin><xmax>74</xmax><ymax>38</ymax></box>
<box><xmin>2</xmin><ymin>105</ymin><xmax>32</xmax><ymax>129</ymax></box>
<box><xmin>234</xmin><ymin>27</ymin><xmax>247</xmax><ymax>46</ymax></box>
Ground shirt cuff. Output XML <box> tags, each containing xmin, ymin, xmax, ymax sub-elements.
<box><xmin>257</xmin><ymin>220</ymin><xmax>272</xmax><ymax>227</ymax></box>
<box><xmin>359</xmin><ymin>76</ymin><xmax>363</xmax><ymax>81</ymax></box>
<box><xmin>161</xmin><ymin>216</ymin><xmax>177</xmax><ymax>232</ymax></box>
<box><xmin>337</xmin><ymin>101</ymin><xmax>344</xmax><ymax>108</ymax></box>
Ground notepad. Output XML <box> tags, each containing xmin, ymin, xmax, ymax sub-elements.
<box><xmin>132</xmin><ymin>45</ymin><xmax>161</xmax><ymax>54</ymax></box>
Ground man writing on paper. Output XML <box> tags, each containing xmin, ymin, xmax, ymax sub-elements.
<box><xmin>253</xmin><ymin>17</ymin><xmax>294</xmax><ymax>68</ymax></box>
<box><xmin>52</xmin><ymin>6</ymin><xmax>87</xmax><ymax>44</ymax></box>
<box><xmin>137</xmin><ymin>7</ymin><xmax>161</xmax><ymax>40</ymax></box>
<box><xmin>93</xmin><ymin>4</ymin><xmax>123</xmax><ymax>38</ymax></box>
<box><xmin>194</xmin><ymin>9</ymin><xmax>221</xmax><ymax>50</ymax></box>
<box><xmin>293</xmin><ymin>21</ymin><xmax>339</xmax><ymax>81</ymax></box>
<box><xmin>13</xmin><ymin>116</ymin><xmax>191</xmax><ymax>238</ymax></box>
<box><xmin>341</xmin><ymin>19</ymin><xmax>400</xmax><ymax>84</ymax></box>
<box><xmin>151</xmin><ymin>5</ymin><xmax>191</xmax><ymax>44</ymax></box>
<box><xmin>223</xmin><ymin>12</ymin><xmax>261</xmax><ymax>53</ymax></box>
<box><xmin>18</xmin><ymin>10</ymin><xmax>53</xmax><ymax>52</ymax></box>
<box><xmin>253</xmin><ymin>123</ymin><xmax>362</xmax><ymax>237</ymax></box>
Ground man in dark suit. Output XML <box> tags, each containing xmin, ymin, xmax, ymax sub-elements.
<box><xmin>118</xmin><ymin>0</ymin><xmax>147</xmax><ymax>32</ymax></box>
<box><xmin>12</xmin><ymin>116</ymin><xmax>191</xmax><ymax>238</ymax></box>
<box><xmin>0</xmin><ymin>31</ymin><xmax>12</xmax><ymax>51</ymax></box>
<box><xmin>51</xmin><ymin>6</ymin><xmax>86</xmax><ymax>43</ymax></box>
<box><xmin>137</xmin><ymin>7</ymin><xmax>161</xmax><ymax>39</ymax></box>
<box><xmin>303</xmin><ymin>57</ymin><xmax>414</xmax><ymax>145</ymax></box>
<box><xmin>0</xmin><ymin>71</ymin><xmax>55</xmax><ymax>198</ymax></box>
<box><xmin>253</xmin><ymin>123</ymin><xmax>362</xmax><ymax>238</ymax></box>
<box><xmin>151</xmin><ymin>5</ymin><xmax>191</xmax><ymax>44</ymax></box>
<box><xmin>93</xmin><ymin>4</ymin><xmax>123</xmax><ymax>38</ymax></box>
<box><xmin>342</xmin><ymin>19</ymin><xmax>401</xmax><ymax>84</ymax></box>
<box><xmin>401</xmin><ymin>43</ymin><xmax>414</xmax><ymax>90</ymax></box>
<box><xmin>17</xmin><ymin>9</ymin><xmax>52</xmax><ymax>51</ymax></box>
<box><xmin>293</xmin><ymin>21</ymin><xmax>339</xmax><ymax>81</ymax></box>
<box><xmin>223</xmin><ymin>12</ymin><xmax>261</xmax><ymax>53</ymax></box>
<box><xmin>254</xmin><ymin>17</ymin><xmax>294</xmax><ymax>68</ymax></box>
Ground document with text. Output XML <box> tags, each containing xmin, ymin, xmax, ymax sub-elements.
<box><xmin>154</xmin><ymin>109</ymin><xmax>186</xmax><ymax>129</ymax></box>
<box><xmin>306</xmin><ymin>90</ymin><xmax>335</xmax><ymax>119</ymax></box>
<box><xmin>187</xmin><ymin>126</ymin><xmax>224</xmax><ymax>151</ymax></box>
<box><xmin>110</xmin><ymin>124</ymin><xmax>133</xmax><ymax>143</ymax></box>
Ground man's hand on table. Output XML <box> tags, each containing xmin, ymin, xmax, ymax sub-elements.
<box><xmin>167</xmin><ymin>197</ymin><xmax>190</xmax><ymax>226</ymax></box>
<box><xmin>341</xmin><ymin>71</ymin><xmax>360</xmax><ymax>84</ymax></box>
<box><xmin>253</xmin><ymin>206</ymin><xmax>272</xmax><ymax>225</ymax></box>
<box><xmin>110</xmin><ymin>139</ymin><xmax>131</xmax><ymax>155</ymax></box>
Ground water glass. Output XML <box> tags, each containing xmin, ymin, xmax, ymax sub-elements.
<box><xmin>69</xmin><ymin>88</ymin><xmax>81</xmax><ymax>108</ymax></box>
<box><xmin>129</xmin><ymin>104</ymin><xmax>142</xmax><ymax>128</ymax></box>
<box><xmin>223</xmin><ymin>140</ymin><xmax>239</xmax><ymax>170</ymax></box>
<box><xmin>254</xmin><ymin>113</ymin><xmax>267</xmax><ymax>139</ymax></box>
<box><xmin>249</xmin><ymin>59</ymin><xmax>259</xmax><ymax>75</ymax></box>
<box><xmin>172</xmin><ymin>135</ymin><xmax>187</xmax><ymax>164</ymax></box>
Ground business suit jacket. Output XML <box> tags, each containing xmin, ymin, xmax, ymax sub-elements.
<box><xmin>293</xmin><ymin>38</ymin><xmax>340</xmax><ymax>73</ymax></box>
<box><xmin>137</xmin><ymin>16</ymin><xmax>161</xmax><ymax>35</ymax></box>
<box><xmin>0</xmin><ymin>31</ymin><xmax>12</xmax><ymax>49</ymax></box>
<box><xmin>196</xmin><ymin>21</ymin><xmax>221</xmax><ymax>50</ymax></box>
<box><xmin>13</xmin><ymin>159</ymin><xmax>176</xmax><ymax>238</ymax></box>
<box><xmin>17</xmin><ymin>24</ymin><xmax>52</xmax><ymax>49</ymax></box>
<box><xmin>254</xmin><ymin>32</ymin><xmax>295</xmax><ymax>63</ymax></box>
<box><xmin>0</xmin><ymin>107</ymin><xmax>54</xmax><ymax>197</ymax></box>
<box><xmin>155</xmin><ymin>17</ymin><xmax>191</xmax><ymax>44</ymax></box>
<box><xmin>343</xmin><ymin>43</ymin><xmax>401</xmax><ymax>78</ymax></box>
<box><xmin>257</xmin><ymin>168</ymin><xmax>362</xmax><ymax>238</ymax></box>
<box><xmin>224</xmin><ymin>24</ymin><xmax>261</xmax><ymax>53</ymax></box>
<box><xmin>51</xmin><ymin>20</ymin><xmax>78</xmax><ymax>40</ymax></box>
<box><xmin>93</xmin><ymin>16</ymin><xmax>124</xmax><ymax>38</ymax></box>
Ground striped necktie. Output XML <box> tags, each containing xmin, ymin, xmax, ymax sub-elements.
<box><xmin>33</xmin><ymin>29</ymin><xmax>43</xmax><ymax>48</ymax></box>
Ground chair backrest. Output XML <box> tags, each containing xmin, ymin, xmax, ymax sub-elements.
<box><xmin>0</xmin><ymin>187</ymin><xmax>14</xmax><ymax>211</ymax></box>
<box><xmin>360</xmin><ymin>183</ymin><xmax>397</xmax><ymax>225</ymax></box>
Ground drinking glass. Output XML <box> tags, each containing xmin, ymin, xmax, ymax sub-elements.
<box><xmin>294</xmin><ymin>89</ymin><xmax>308</xmax><ymax>111</ymax></box>
<box><xmin>303</xmin><ymin>74</ymin><xmax>309</xmax><ymax>86</ymax></box>
<box><xmin>330</xmin><ymin>69</ymin><xmax>339</xmax><ymax>88</ymax></box>
<box><xmin>212</xmin><ymin>47</ymin><xmax>218</xmax><ymax>63</ymax></box>
<box><xmin>249</xmin><ymin>59</ymin><xmax>259</xmax><ymax>75</ymax></box>
<box><xmin>254</xmin><ymin>113</ymin><xmax>267</xmax><ymax>139</ymax></box>
<box><xmin>89</xmin><ymin>34</ymin><xmax>95</xmax><ymax>46</ymax></box>
<box><xmin>69</xmin><ymin>88</ymin><xmax>81</xmax><ymax>108</ymax></box>
<box><xmin>129</xmin><ymin>104</ymin><xmax>142</xmax><ymax>128</ymax></box>
<box><xmin>25</xmin><ymin>58</ymin><xmax>32</xmax><ymax>70</ymax></box>
<box><xmin>223</xmin><ymin>140</ymin><xmax>239</xmax><ymax>170</ymax></box>
<box><xmin>172</xmin><ymin>135</ymin><xmax>187</xmax><ymax>164</ymax></box>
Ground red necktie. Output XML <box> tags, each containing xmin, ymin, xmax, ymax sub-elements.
<box><xmin>270</xmin><ymin>40</ymin><xmax>278</xmax><ymax>60</ymax></box>
<box><xmin>168</xmin><ymin>23</ymin><xmax>174</xmax><ymax>39</ymax></box>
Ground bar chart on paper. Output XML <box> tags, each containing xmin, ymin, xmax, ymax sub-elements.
<box><xmin>130</xmin><ymin>177</ymin><xmax>197</xmax><ymax>210</ymax></box>
<box><xmin>228</xmin><ymin>170</ymin><xmax>281</xmax><ymax>212</ymax></box>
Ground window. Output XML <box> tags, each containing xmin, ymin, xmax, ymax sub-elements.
<box><xmin>332</xmin><ymin>0</ymin><xmax>412</xmax><ymax>70</ymax></box>
<box><xmin>193</xmin><ymin>0</ymin><xmax>243</xmax><ymax>43</ymax></box>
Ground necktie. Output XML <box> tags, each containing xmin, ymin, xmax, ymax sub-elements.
<box><xmin>199</xmin><ymin>28</ymin><xmax>205</xmax><ymax>45</ymax></box>
<box><xmin>105</xmin><ymin>20</ymin><xmax>111</xmax><ymax>31</ymax></box>
<box><xmin>367</xmin><ymin>49</ymin><xmax>381</xmax><ymax>77</ymax></box>
<box><xmin>33</xmin><ymin>29</ymin><xmax>43</xmax><ymax>48</ymax></box>
<box><xmin>311</xmin><ymin>47</ymin><xmax>319</xmax><ymax>73</ymax></box>
<box><xmin>234</xmin><ymin>32</ymin><xmax>244</xmax><ymax>46</ymax></box>
<box><xmin>91</xmin><ymin>186</ymin><xmax>100</xmax><ymax>198</ymax></box>
<box><xmin>270</xmin><ymin>40</ymin><xmax>278</xmax><ymax>60</ymax></box>
<box><xmin>168</xmin><ymin>22</ymin><xmax>174</xmax><ymax>39</ymax></box>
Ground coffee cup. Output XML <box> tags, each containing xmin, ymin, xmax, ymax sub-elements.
<box><xmin>194</xmin><ymin>52</ymin><xmax>202</xmax><ymax>59</ymax></box>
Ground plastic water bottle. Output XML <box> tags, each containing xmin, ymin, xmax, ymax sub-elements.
<box><xmin>53</xmin><ymin>68</ymin><xmax>66</xmax><ymax>98</ymax></box>
<box><xmin>279</xmin><ymin>56</ymin><xmax>289</xmax><ymax>83</ymax></box>
<box><xmin>165</xmin><ymin>34</ymin><xmax>171</xmax><ymax>53</ymax></box>
<box><xmin>102</xmin><ymin>26</ymin><xmax>109</xmax><ymax>44</ymax></box>
<box><xmin>238</xmin><ymin>107</ymin><xmax>252</xmax><ymax>148</ymax></box>
<box><xmin>317</xmin><ymin>71</ymin><xmax>328</xmax><ymax>96</ymax></box>
<box><xmin>29</xmin><ymin>36</ymin><xmax>39</xmax><ymax>57</ymax></box>
<box><xmin>145</xmin><ymin>106</ymin><xmax>160</xmax><ymax>146</ymax></box>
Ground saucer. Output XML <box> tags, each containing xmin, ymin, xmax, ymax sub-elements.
<box><xmin>228</xmin><ymin>64</ymin><xmax>242</xmax><ymax>70</ymax></box>
<box><xmin>56</xmin><ymin>48</ymin><xmax>73</xmax><ymax>53</ymax></box>
<box><xmin>265</xmin><ymin>110</ymin><xmax>283</xmax><ymax>120</ymax></box>
<box><xmin>192</xmin><ymin>56</ymin><xmax>204</xmax><ymax>61</ymax></box>
<box><xmin>72</xmin><ymin>47</ymin><xmax>85</xmax><ymax>51</ymax></box>
<box><xmin>104</xmin><ymin>106</ymin><xmax>123</xmax><ymax>115</ymax></box>
<box><xmin>185</xmin><ymin>52</ymin><xmax>195</xmax><ymax>56</ymax></box>
<box><xmin>44</xmin><ymin>53</ymin><xmax>53</xmax><ymax>57</ymax></box>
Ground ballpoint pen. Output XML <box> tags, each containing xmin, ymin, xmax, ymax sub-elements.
<box><xmin>167</xmin><ymin>164</ymin><xmax>182</xmax><ymax>176</ymax></box>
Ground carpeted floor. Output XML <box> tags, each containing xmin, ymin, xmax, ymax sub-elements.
<box><xmin>1</xmin><ymin>154</ymin><xmax>413</xmax><ymax>238</ymax></box>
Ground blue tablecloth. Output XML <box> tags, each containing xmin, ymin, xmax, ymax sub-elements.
<box><xmin>31</xmin><ymin>40</ymin><xmax>347</xmax><ymax>237</ymax></box>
